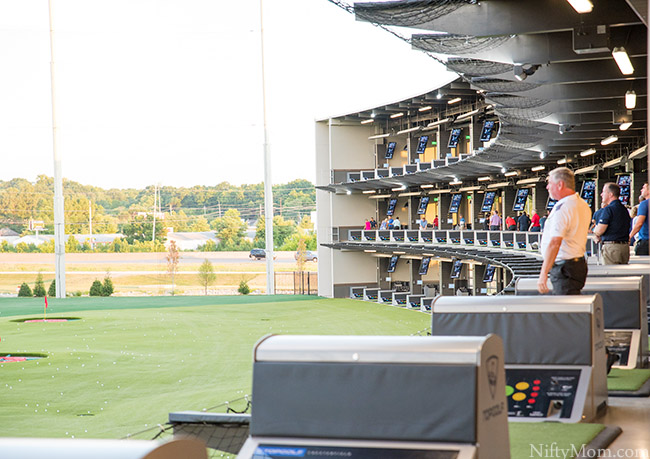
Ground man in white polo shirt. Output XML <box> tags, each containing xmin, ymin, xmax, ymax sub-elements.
<box><xmin>537</xmin><ymin>167</ymin><xmax>591</xmax><ymax>295</ymax></box>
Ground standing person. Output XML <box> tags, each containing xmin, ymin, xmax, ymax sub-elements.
<box><xmin>593</xmin><ymin>183</ymin><xmax>631</xmax><ymax>264</ymax></box>
<box><xmin>458</xmin><ymin>214</ymin><xmax>466</xmax><ymax>230</ymax></box>
<box><xmin>489</xmin><ymin>210</ymin><xmax>501</xmax><ymax>231</ymax></box>
<box><xmin>379</xmin><ymin>218</ymin><xmax>388</xmax><ymax>230</ymax></box>
<box><xmin>418</xmin><ymin>215</ymin><xmax>428</xmax><ymax>230</ymax></box>
<box><xmin>630</xmin><ymin>206</ymin><xmax>639</xmax><ymax>245</ymax></box>
<box><xmin>537</xmin><ymin>167</ymin><xmax>591</xmax><ymax>295</ymax></box>
<box><xmin>528</xmin><ymin>209</ymin><xmax>541</xmax><ymax>232</ymax></box>
<box><xmin>393</xmin><ymin>216</ymin><xmax>402</xmax><ymax>230</ymax></box>
<box><xmin>364</xmin><ymin>219</ymin><xmax>371</xmax><ymax>230</ymax></box>
<box><xmin>630</xmin><ymin>183</ymin><xmax>649</xmax><ymax>255</ymax></box>
<box><xmin>517</xmin><ymin>211</ymin><xmax>530</xmax><ymax>232</ymax></box>
<box><xmin>370</xmin><ymin>217</ymin><xmax>377</xmax><ymax>229</ymax></box>
<box><xmin>433</xmin><ymin>216</ymin><xmax>439</xmax><ymax>230</ymax></box>
<box><xmin>540</xmin><ymin>211</ymin><xmax>549</xmax><ymax>231</ymax></box>
<box><xmin>505</xmin><ymin>215</ymin><xmax>516</xmax><ymax>231</ymax></box>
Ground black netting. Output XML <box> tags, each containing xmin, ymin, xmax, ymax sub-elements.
<box><xmin>412</xmin><ymin>33</ymin><xmax>514</xmax><ymax>54</ymax></box>
<box><xmin>446</xmin><ymin>58</ymin><xmax>513</xmax><ymax>76</ymax></box>
<box><xmin>471</xmin><ymin>77</ymin><xmax>540</xmax><ymax>92</ymax></box>
<box><xmin>498</xmin><ymin>116</ymin><xmax>548</xmax><ymax>128</ymax></box>
<box><xmin>486</xmin><ymin>93</ymin><xmax>550</xmax><ymax>108</ymax></box>
<box><xmin>495</xmin><ymin>107</ymin><xmax>551</xmax><ymax>120</ymax></box>
<box><xmin>500</xmin><ymin>125</ymin><xmax>545</xmax><ymax>137</ymax></box>
<box><xmin>355</xmin><ymin>0</ymin><xmax>474</xmax><ymax>27</ymax></box>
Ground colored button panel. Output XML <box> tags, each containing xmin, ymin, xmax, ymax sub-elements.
<box><xmin>505</xmin><ymin>385</ymin><xmax>514</xmax><ymax>397</ymax></box>
<box><xmin>515</xmin><ymin>382</ymin><xmax>530</xmax><ymax>391</ymax></box>
<box><xmin>512</xmin><ymin>392</ymin><xmax>526</xmax><ymax>402</ymax></box>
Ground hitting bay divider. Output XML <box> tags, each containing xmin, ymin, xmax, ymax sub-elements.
<box><xmin>516</xmin><ymin>276</ymin><xmax>649</xmax><ymax>370</ymax></box>
<box><xmin>238</xmin><ymin>334</ymin><xmax>510</xmax><ymax>459</ymax></box>
<box><xmin>430</xmin><ymin>295</ymin><xmax>608</xmax><ymax>423</ymax></box>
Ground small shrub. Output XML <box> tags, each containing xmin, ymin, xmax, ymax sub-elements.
<box><xmin>18</xmin><ymin>283</ymin><xmax>32</xmax><ymax>297</ymax></box>
<box><xmin>33</xmin><ymin>272</ymin><xmax>46</xmax><ymax>297</ymax></box>
<box><xmin>48</xmin><ymin>279</ymin><xmax>56</xmax><ymax>297</ymax></box>
<box><xmin>89</xmin><ymin>280</ymin><xmax>103</xmax><ymax>296</ymax></box>
<box><xmin>102</xmin><ymin>277</ymin><xmax>114</xmax><ymax>297</ymax></box>
<box><xmin>238</xmin><ymin>279</ymin><xmax>250</xmax><ymax>295</ymax></box>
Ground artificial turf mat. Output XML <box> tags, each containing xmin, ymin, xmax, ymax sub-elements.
<box><xmin>0</xmin><ymin>296</ymin><xmax>430</xmax><ymax>440</ymax></box>
<box><xmin>509</xmin><ymin>423</ymin><xmax>616</xmax><ymax>459</ymax></box>
<box><xmin>607</xmin><ymin>368</ymin><xmax>650</xmax><ymax>391</ymax></box>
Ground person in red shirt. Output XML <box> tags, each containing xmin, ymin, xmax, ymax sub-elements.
<box><xmin>433</xmin><ymin>216</ymin><xmax>439</xmax><ymax>229</ymax></box>
<box><xmin>505</xmin><ymin>215</ymin><xmax>516</xmax><ymax>231</ymax></box>
<box><xmin>528</xmin><ymin>210</ymin><xmax>541</xmax><ymax>232</ymax></box>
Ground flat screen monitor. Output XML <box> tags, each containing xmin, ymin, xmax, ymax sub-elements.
<box><xmin>580</xmin><ymin>180</ymin><xmax>596</xmax><ymax>208</ymax></box>
<box><xmin>483</xmin><ymin>264</ymin><xmax>496</xmax><ymax>283</ymax></box>
<box><xmin>419</xmin><ymin>257</ymin><xmax>431</xmax><ymax>276</ymax></box>
<box><xmin>417</xmin><ymin>196</ymin><xmax>430</xmax><ymax>215</ymax></box>
<box><xmin>416</xmin><ymin>135</ymin><xmax>429</xmax><ymax>155</ymax></box>
<box><xmin>512</xmin><ymin>188</ymin><xmax>530</xmax><ymax>212</ymax></box>
<box><xmin>546</xmin><ymin>197</ymin><xmax>558</xmax><ymax>210</ymax></box>
<box><xmin>479</xmin><ymin>120</ymin><xmax>495</xmax><ymax>142</ymax></box>
<box><xmin>450</xmin><ymin>259</ymin><xmax>463</xmax><ymax>279</ymax></box>
<box><xmin>386</xmin><ymin>198</ymin><xmax>398</xmax><ymax>216</ymax></box>
<box><xmin>385</xmin><ymin>141</ymin><xmax>397</xmax><ymax>159</ymax></box>
<box><xmin>447</xmin><ymin>128</ymin><xmax>462</xmax><ymax>148</ymax></box>
<box><xmin>387</xmin><ymin>255</ymin><xmax>399</xmax><ymax>273</ymax></box>
<box><xmin>449</xmin><ymin>193</ymin><xmax>462</xmax><ymax>214</ymax></box>
<box><xmin>481</xmin><ymin>191</ymin><xmax>496</xmax><ymax>213</ymax></box>
<box><xmin>617</xmin><ymin>174</ymin><xmax>631</xmax><ymax>205</ymax></box>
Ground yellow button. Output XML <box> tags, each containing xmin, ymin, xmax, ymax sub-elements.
<box><xmin>515</xmin><ymin>382</ymin><xmax>530</xmax><ymax>391</ymax></box>
<box><xmin>512</xmin><ymin>392</ymin><xmax>527</xmax><ymax>402</ymax></box>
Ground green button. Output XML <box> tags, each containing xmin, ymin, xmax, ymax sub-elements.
<box><xmin>505</xmin><ymin>385</ymin><xmax>514</xmax><ymax>397</ymax></box>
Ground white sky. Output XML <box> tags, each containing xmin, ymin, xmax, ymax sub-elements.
<box><xmin>0</xmin><ymin>0</ymin><xmax>454</xmax><ymax>189</ymax></box>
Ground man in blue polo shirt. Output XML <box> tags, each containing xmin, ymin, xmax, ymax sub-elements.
<box><xmin>593</xmin><ymin>183</ymin><xmax>631</xmax><ymax>264</ymax></box>
<box><xmin>630</xmin><ymin>182</ymin><xmax>649</xmax><ymax>255</ymax></box>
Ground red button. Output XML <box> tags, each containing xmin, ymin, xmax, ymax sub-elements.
<box><xmin>533</xmin><ymin>386</ymin><xmax>540</xmax><ymax>391</ymax></box>
<box><xmin>531</xmin><ymin>392</ymin><xmax>538</xmax><ymax>397</ymax></box>
<box><xmin>528</xmin><ymin>399</ymin><xmax>536</xmax><ymax>404</ymax></box>
<box><xmin>533</xmin><ymin>380</ymin><xmax>541</xmax><ymax>385</ymax></box>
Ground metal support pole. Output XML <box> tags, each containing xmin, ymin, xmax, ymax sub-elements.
<box><xmin>260</xmin><ymin>0</ymin><xmax>274</xmax><ymax>294</ymax></box>
<box><xmin>49</xmin><ymin>0</ymin><xmax>65</xmax><ymax>298</ymax></box>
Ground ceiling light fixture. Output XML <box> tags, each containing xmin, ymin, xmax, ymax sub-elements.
<box><xmin>566</xmin><ymin>0</ymin><xmax>593</xmax><ymax>13</ymax></box>
<box><xmin>531</xmin><ymin>165</ymin><xmax>545</xmax><ymax>172</ymax></box>
<box><xmin>625</xmin><ymin>90</ymin><xmax>637</xmax><ymax>109</ymax></box>
<box><xmin>449</xmin><ymin>179</ymin><xmax>463</xmax><ymax>186</ymax></box>
<box><xmin>420</xmin><ymin>184</ymin><xmax>434</xmax><ymax>189</ymax></box>
<box><xmin>557</xmin><ymin>157</ymin><xmax>569</xmax><ymax>164</ymax></box>
<box><xmin>360</xmin><ymin>119</ymin><xmax>374</xmax><ymax>124</ymax></box>
<box><xmin>612</xmin><ymin>47</ymin><xmax>634</xmax><ymax>75</ymax></box>
<box><xmin>391</xmin><ymin>185</ymin><xmax>407</xmax><ymax>191</ymax></box>
<box><xmin>396</xmin><ymin>126</ymin><xmax>422</xmax><ymax>135</ymax></box>
<box><xmin>418</xmin><ymin>106</ymin><xmax>432</xmax><ymax>112</ymax></box>
<box><xmin>456</xmin><ymin>108</ymin><xmax>481</xmax><ymax>121</ymax></box>
<box><xmin>390</xmin><ymin>112</ymin><xmax>404</xmax><ymax>119</ymax></box>
<box><xmin>539</xmin><ymin>151</ymin><xmax>548</xmax><ymax>159</ymax></box>
<box><xmin>447</xmin><ymin>97</ymin><xmax>462</xmax><ymax>105</ymax></box>
<box><xmin>477</xmin><ymin>176</ymin><xmax>491</xmax><ymax>181</ymax></box>
<box><xmin>505</xmin><ymin>171</ymin><xmax>519</xmax><ymax>177</ymax></box>
<box><xmin>367</xmin><ymin>133</ymin><xmax>390</xmax><ymax>140</ymax></box>
<box><xmin>619</xmin><ymin>122</ymin><xmax>633</xmax><ymax>131</ymax></box>
<box><xmin>436</xmin><ymin>92</ymin><xmax>443</xmax><ymax>100</ymax></box>
<box><xmin>600</xmin><ymin>135</ymin><xmax>618</xmax><ymax>146</ymax></box>
<box><xmin>580</xmin><ymin>148</ymin><xmax>597</xmax><ymax>156</ymax></box>
<box><xmin>426</xmin><ymin>118</ymin><xmax>450</xmax><ymax>128</ymax></box>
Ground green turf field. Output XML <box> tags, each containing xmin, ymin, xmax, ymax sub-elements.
<box><xmin>0</xmin><ymin>295</ymin><xmax>430</xmax><ymax>440</ymax></box>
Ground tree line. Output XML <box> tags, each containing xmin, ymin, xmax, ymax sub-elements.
<box><xmin>0</xmin><ymin>176</ymin><xmax>317</xmax><ymax>253</ymax></box>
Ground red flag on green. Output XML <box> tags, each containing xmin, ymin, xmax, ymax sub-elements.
<box><xmin>44</xmin><ymin>296</ymin><xmax>48</xmax><ymax>309</ymax></box>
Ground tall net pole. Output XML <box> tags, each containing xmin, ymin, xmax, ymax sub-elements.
<box><xmin>260</xmin><ymin>0</ymin><xmax>274</xmax><ymax>294</ymax></box>
<box><xmin>49</xmin><ymin>0</ymin><xmax>66</xmax><ymax>298</ymax></box>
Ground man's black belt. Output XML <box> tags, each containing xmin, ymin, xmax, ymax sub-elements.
<box><xmin>602</xmin><ymin>240</ymin><xmax>628</xmax><ymax>244</ymax></box>
<box><xmin>554</xmin><ymin>257</ymin><xmax>584</xmax><ymax>266</ymax></box>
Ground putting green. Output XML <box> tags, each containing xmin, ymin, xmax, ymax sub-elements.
<box><xmin>607</xmin><ymin>368</ymin><xmax>650</xmax><ymax>391</ymax></box>
<box><xmin>0</xmin><ymin>296</ymin><xmax>429</xmax><ymax>440</ymax></box>
<box><xmin>510</xmin><ymin>423</ymin><xmax>605</xmax><ymax>459</ymax></box>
